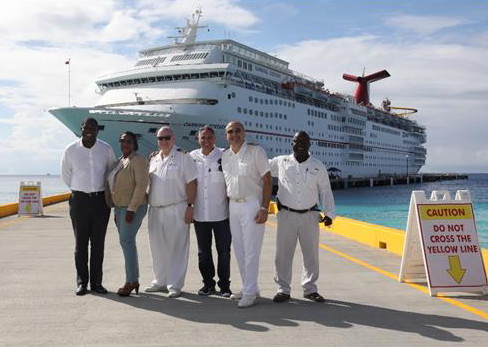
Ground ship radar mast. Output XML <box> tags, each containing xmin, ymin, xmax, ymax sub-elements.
<box><xmin>168</xmin><ymin>9</ymin><xmax>208</xmax><ymax>44</ymax></box>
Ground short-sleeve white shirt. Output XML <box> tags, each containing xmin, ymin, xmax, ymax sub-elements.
<box><xmin>270</xmin><ymin>154</ymin><xmax>335</xmax><ymax>219</ymax></box>
<box><xmin>148</xmin><ymin>146</ymin><xmax>197</xmax><ymax>206</ymax></box>
<box><xmin>189</xmin><ymin>147</ymin><xmax>228</xmax><ymax>222</ymax></box>
<box><xmin>61</xmin><ymin>138</ymin><xmax>116</xmax><ymax>193</ymax></box>
<box><xmin>221</xmin><ymin>142</ymin><xmax>270</xmax><ymax>200</ymax></box>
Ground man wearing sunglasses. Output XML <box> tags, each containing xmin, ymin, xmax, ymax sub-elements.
<box><xmin>61</xmin><ymin>118</ymin><xmax>116</xmax><ymax>296</ymax></box>
<box><xmin>269</xmin><ymin>131</ymin><xmax>335</xmax><ymax>303</ymax></box>
<box><xmin>145</xmin><ymin>126</ymin><xmax>197</xmax><ymax>298</ymax></box>
<box><xmin>221</xmin><ymin>121</ymin><xmax>272</xmax><ymax>308</ymax></box>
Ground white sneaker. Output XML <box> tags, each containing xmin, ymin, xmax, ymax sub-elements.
<box><xmin>237</xmin><ymin>295</ymin><xmax>256</xmax><ymax>308</ymax></box>
<box><xmin>144</xmin><ymin>284</ymin><xmax>167</xmax><ymax>293</ymax></box>
<box><xmin>168</xmin><ymin>289</ymin><xmax>181</xmax><ymax>298</ymax></box>
<box><xmin>230</xmin><ymin>291</ymin><xmax>242</xmax><ymax>300</ymax></box>
<box><xmin>230</xmin><ymin>291</ymin><xmax>260</xmax><ymax>300</ymax></box>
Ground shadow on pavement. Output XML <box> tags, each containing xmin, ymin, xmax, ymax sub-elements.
<box><xmin>102</xmin><ymin>292</ymin><xmax>488</xmax><ymax>341</ymax></box>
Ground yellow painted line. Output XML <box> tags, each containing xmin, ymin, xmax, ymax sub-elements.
<box><xmin>318</xmin><ymin>242</ymin><xmax>488</xmax><ymax>321</ymax></box>
<box><xmin>0</xmin><ymin>218</ymin><xmax>24</xmax><ymax>229</ymax></box>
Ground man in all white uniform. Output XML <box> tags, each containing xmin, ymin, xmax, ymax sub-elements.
<box><xmin>221</xmin><ymin>121</ymin><xmax>272</xmax><ymax>308</ymax></box>
<box><xmin>189</xmin><ymin>126</ymin><xmax>232</xmax><ymax>297</ymax></box>
<box><xmin>270</xmin><ymin>131</ymin><xmax>335</xmax><ymax>303</ymax></box>
<box><xmin>145</xmin><ymin>126</ymin><xmax>197</xmax><ymax>298</ymax></box>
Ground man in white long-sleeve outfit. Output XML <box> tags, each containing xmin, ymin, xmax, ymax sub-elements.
<box><xmin>270</xmin><ymin>131</ymin><xmax>335</xmax><ymax>303</ymax></box>
<box><xmin>145</xmin><ymin>126</ymin><xmax>197</xmax><ymax>298</ymax></box>
<box><xmin>221</xmin><ymin>121</ymin><xmax>272</xmax><ymax>308</ymax></box>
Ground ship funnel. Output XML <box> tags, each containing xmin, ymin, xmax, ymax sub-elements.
<box><xmin>343</xmin><ymin>69</ymin><xmax>390</xmax><ymax>105</ymax></box>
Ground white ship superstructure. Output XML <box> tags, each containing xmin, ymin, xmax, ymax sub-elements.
<box><xmin>50</xmin><ymin>10</ymin><xmax>426</xmax><ymax>178</ymax></box>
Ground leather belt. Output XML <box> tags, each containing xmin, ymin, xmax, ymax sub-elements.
<box><xmin>230</xmin><ymin>198</ymin><xmax>247</xmax><ymax>203</ymax></box>
<box><xmin>277</xmin><ymin>199</ymin><xmax>319</xmax><ymax>214</ymax></box>
<box><xmin>152</xmin><ymin>201</ymin><xmax>185</xmax><ymax>208</ymax></box>
<box><xmin>72</xmin><ymin>190</ymin><xmax>104</xmax><ymax>198</ymax></box>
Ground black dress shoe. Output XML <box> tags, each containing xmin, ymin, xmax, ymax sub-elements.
<box><xmin>303</xmin><ymin>292</ymin><xmax>325</xmax><ymax>302</ymax></box>
<box><xmin>75</xmin><ymin>285</ymin><xmax>89</xmax><ymax>296</ymax></box>
<box><xmin>273</xmin><ymin>292</ymin><xmax>291</xmax><ymax>303</ymax></box>
<box><xmin>91</xmin><ymin>285</ymin><xmax>108</xmax><ymax>294</ymax></box>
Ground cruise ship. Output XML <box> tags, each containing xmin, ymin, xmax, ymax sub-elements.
<box><xmin>49</xmin><ymin>10</ymin><xmax>426</xmax><ymax>178</ymax></box>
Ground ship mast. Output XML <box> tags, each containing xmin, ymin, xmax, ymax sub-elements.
<box><xmin>168</xmin><ymin>9</ymin><xmax>207</xmax><ymax>45</ymax></box>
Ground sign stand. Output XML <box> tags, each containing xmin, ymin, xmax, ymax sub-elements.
<box><xmin>18</xmin><ymin>181</ymin><xmax>43</xmax><ymax>217</ymax></box>
<box><xmin>399</xmin><ymin>190</ymin><xmax>488</xmax><ymax>296</ymax></box>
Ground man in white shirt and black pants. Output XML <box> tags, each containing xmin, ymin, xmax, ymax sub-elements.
<box><xmin>190</xmin><ymin>126</ymin><xmax>232</xmax><ymax>297</ymax></box>
<box><xmin>269</xmin><ymin>131</ymin><xmax>335</xmax><ymax>303</ymax></box>
<box><xmin>61</xmin><ymin>118</ymin><xmax>116</xmax><ymax>296</ymax></box>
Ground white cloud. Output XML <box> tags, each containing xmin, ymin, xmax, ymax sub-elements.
<box><xmin>384</xmin><ymin>15</ymin><xmax>466</xmax><ymax>35</ymax></box>
<box><xmin>0</xmin><ymin>0</ymin><xmax>257</xmax><ymax>174</ymax></box>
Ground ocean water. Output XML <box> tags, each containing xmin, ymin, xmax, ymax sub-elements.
<box><xmin>0</xmin><ymin>175</ymin><xmax>69</xmax><ymax>205</ymax></box>
<box><xmin>1</xmin><ymin>173</ymin><xmax>487</xmax><ymax>247</ymax></box>
<box><xmin>334</xmin><ymin>173</ymin><xmax>488</xmax><ymax>248</ymax></box>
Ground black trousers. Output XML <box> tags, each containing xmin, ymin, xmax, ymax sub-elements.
<box><xmin>69</xmin><ymin>192</ymin><xmax>110</xmax><ymax>286</ymax></box>
<box><xmin>194</xmin><ymin>219</ymin><xmax>232</xmax><ymax>289</ymax></box>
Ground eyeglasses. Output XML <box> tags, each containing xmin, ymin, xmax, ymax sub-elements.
<box><xmin>119</xmin><ymin>139</ymin><xmax>134</xmax><ymax>144</ymax></box>
<box><xmin>226</xmin><ymin>128</ymin><xmax>242</xmax><ymax>134</ymax></box>
<box><xmin>157</xmin><ymin>135</ymin><xmax>172</xmax><ymax>141</ymax></box>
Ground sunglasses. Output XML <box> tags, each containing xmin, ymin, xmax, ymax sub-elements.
<box><xmin>119</xmin><ymin>139</ymin><xmax>134</xmax><ymax>144</ymax></box>
<box><xmin>157</xmin><ymin>135</ymin><xmax>172</xmax><ymax>141</ymax></box>
<box><xmin>226</xmin><ymin>128</ymin><xmax>242</xmax><ymax>134</ymax></box>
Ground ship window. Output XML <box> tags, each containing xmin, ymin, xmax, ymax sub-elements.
<box><xmin>148</xmin><ymin>128</ymin><xmax>157</xmax><ymax>133</ymax></box>
<box><xmin>243</xmin><ymin>108</ymin><xmax>247</xmax><ymax>114</ymax></box>
<box><xmin>265</xmin><ymin>100</ymin><xmax>268</xmax><ymax>105</ymax></box>
<box><xmin>237</xmin><ymin>107</ymin><xmax>242</xmax><ymax>113</ymax></box>
<box><xmin>260</xmin><ymin>112</ymin><xmax>263</xmax><ymax>117</ymax></box>
<box><xmin>249</xmin><ymin>96</ymin><xmax>253</xmax><ymax>102</ymax></box>
<box><xmin>260</xmin><ymin>99</ymin><xmax>263</xmax><ymax>104</ymax></box>
<box><xmin>98</xmin><ymin>125</ymin><xmax>105</xmax><ymax>131</ymax></box>
<box><xmin>249</xmin><ymin>110</ymin><xmax>253</xmax><ymax>115</ymax></box>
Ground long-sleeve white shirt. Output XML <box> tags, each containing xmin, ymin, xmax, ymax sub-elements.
<box><xmin>270</xmin><ymin>154</ymin><xmax>335</xmax><ymax>219</ymax></box>
<box><xmin>61</xmin><ymin>138</ymin><xmax>116</xmax><ymax>193</ymax></box>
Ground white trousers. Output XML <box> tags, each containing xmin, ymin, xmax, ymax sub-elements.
<box><xmin>229</xmin><ymin>197</ymin><xmax>265</xmax><ymax>296</ymax></box>
<box><xmin>275</xmin><ymin>210</ymin><xmax>320</xmax><ymax>295</ymax></box>
<box><xmin>148</xmin><ymin>202</ymin><xmax>189</xmax><ymax>291</ymax></box>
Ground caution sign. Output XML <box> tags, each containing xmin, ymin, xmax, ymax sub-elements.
<box><xmin>399</xmin><ymin>190</ymin><xmax>487</xmax><ymax>296</ymax></box>
<box><xmin>18</xmin><ymin>181</ymin><xmax>43</xmax><ymax>216</ymax></box>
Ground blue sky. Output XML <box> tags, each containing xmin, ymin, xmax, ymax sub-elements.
<box><xmin>0</xmin><ymin>0</ymin><xmax>487</xmax><ymax>174</ymax></box>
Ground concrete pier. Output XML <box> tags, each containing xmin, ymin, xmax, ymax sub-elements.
<box><xmin>1</xmin><ymin>202</ymin><xmax>488</xmax><ymax>346</ymax></box>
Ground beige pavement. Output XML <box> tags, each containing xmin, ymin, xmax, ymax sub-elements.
<box><xmin>1</xmin><ymin>202</ymin><xmax>488</xmax><ymax>346</ymax></box>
